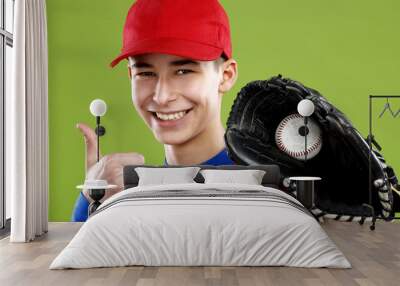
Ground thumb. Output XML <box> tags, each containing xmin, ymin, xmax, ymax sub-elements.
<box><xmin>76</xmin><ymin>122</ymin><xmax>102</xmax><ymax>172</ymax></box>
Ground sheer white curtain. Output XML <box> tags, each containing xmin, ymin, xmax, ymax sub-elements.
<box><xmin>6</xmin><ymin>0</ymin><xmax>49</xmax><ymax>242</ymax></box>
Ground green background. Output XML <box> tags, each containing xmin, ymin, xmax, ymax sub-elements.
<box><xmin>47</xmin><ymin>0</ymin><xmax>400</xmax><ymax>221</ymax></box>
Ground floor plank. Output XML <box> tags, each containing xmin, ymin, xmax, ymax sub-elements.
<box><xmin>0</xmin><ymin>220</ymin><xmax>399</xmax><ymax>286</ymax></box>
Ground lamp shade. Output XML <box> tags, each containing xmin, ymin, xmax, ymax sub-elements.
<box><xmin>297</xmin><ymin>99</ymin><xmax>315</xmax><ymax>117</ymax></box>
<box><xmin>90</xmin><ymin>99</ymin><xmax>107</xmax><ymax>117</ymax></box>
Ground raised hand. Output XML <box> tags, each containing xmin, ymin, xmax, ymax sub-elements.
<box><xmin>76</xmin><ymin>122</ymin><xmax>145</xmax><ymax>202</ymax></box>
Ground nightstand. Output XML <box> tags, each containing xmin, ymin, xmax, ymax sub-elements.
<box><xmin>288</xmin><ymin>177</ymin><xmax>321</xmax><ymax>209</ymax></box>
<box><xmin>77</xmin><ymin>179</ymin><xmax>118</xmax><ymax>216</ymax></box>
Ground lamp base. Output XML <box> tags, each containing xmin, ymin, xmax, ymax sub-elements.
<box><xmin>88</xmin><ymin>188</ymin><xmax>105</xmax><ymax>216</ymax></box>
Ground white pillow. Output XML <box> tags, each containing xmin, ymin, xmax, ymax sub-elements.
<box><xmin>200</xmin><ymin>169</ymin><xmax>266</xmax><ymax>185</ymax></box>
<box><xmin>135</xmin><ymin>167</ymin><xmax>201</xmax><ymax>186</ymax></box>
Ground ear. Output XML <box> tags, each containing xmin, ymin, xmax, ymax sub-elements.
<box><xmin>218</xmin><ymin>58</ymin><xmax>238</xmax><ymax>95</ymax></box>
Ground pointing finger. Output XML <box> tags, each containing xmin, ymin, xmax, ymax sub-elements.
<box><xmin>76</xmin><ymin>122</ymin><xmax>102</xmax><ymax>172</ymax></box>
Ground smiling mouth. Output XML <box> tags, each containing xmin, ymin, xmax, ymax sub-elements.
<box><xmin>151</xmin><ymin>108</ymin><xmax>193</xmax><ymax>121</ymax></box>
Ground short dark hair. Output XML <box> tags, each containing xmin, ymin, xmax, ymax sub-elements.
<box><xmin>213</xmin><ymin>55</ymin><xmax>227</xmax><ymax>71</ymax></box>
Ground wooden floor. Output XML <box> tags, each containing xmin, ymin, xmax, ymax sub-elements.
<box><xmin>0</xmin><ymin>220</ymin><xmax>399</xmax><ymax>286</ymax></box>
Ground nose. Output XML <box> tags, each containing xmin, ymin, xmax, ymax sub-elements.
<box><xmin>153</xmin><ymin>77</ymin><xmax>177</xmax><ymax>106</ymax></box>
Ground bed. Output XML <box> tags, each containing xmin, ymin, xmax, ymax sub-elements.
<box><xmin>50</xmin><ymin>164</ymin><xmax>350</xmax><ymax>269</ymax></box>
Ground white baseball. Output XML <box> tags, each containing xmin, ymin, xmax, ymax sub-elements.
<box><xmin>275</xmin><ymin>114</ymin><xmax>322</xmax><ymax>161</ymax></box>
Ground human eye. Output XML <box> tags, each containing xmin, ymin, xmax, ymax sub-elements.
<box><xmin>176</xmin><ymin>69</ymin><xmax>193</xmax><ymax>75</ymax></box>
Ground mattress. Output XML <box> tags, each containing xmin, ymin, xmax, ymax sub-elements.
<box><xmin>50</xmin><ymin>183</ymin><xmax>351</xmax><ymax>269</ymax></box>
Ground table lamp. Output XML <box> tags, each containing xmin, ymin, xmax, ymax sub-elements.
<box><xmin>76</xmin><ymin>99</ymin><xmax>117</xmax><ymax>216</ymax></box>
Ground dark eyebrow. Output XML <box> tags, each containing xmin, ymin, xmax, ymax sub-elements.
<box><xmin>131</xmin><ymin>59</ymin><xmax>199</xmax><ymax>68</ymax></box>
<box><xmin>131</xmin><ymin>62</ymin><xmax>153</xmax><ymax>68</ymax></box>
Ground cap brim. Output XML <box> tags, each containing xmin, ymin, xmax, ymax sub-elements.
<box><xmin>110</xmin><ymin>38</ymin><xmax>224</xmax><ymax>68</ymax></box>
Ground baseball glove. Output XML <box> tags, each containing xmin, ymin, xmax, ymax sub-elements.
<box><xmin>225</xmin><ymin>74</ymin><xmax>397</xmax><ymax>220</ymax></box>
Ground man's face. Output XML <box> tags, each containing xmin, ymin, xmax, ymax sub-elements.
<box><xmin>128</xmin><ymin>53</ymin><xmax>223</xmax><ymax>145</ymax></box>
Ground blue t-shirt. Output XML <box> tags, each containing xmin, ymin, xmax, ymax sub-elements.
<box><xmin>71</xmin><ymin>148</ymin><xmax>235</xmax><ymax>222</ymax></box>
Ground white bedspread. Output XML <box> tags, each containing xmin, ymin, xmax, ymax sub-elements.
<box><xmin>50</xmin><ymin>183</ymin><xmax>351</xmax><ymax>269</ymax></box>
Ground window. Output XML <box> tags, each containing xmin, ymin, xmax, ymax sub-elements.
<box><xmin>1</xmin><ymin>0</ymin><xmax>14</xmax><ymax>233</ymax></box>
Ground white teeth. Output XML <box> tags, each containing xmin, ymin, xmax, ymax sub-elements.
<box><xmin>155</xmin><ymin>110</ymin><xmax>188</xmax><ymax>121</ymax></box>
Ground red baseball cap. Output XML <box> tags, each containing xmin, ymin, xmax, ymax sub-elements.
<box><xmin>110</xmin><ymin>0</ymin><xmax>232</xmax><ymax>68</ymax></box>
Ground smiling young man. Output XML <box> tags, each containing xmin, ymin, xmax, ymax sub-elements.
<box><xmin>127</xmin><ymin>53</ymin><xmax>237</xmax><ymax>166</ymax></box>
<box><xmin>72</xmin><ymin>0</ymin><xmax>238</xmax><ymax>221</ymax></box>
